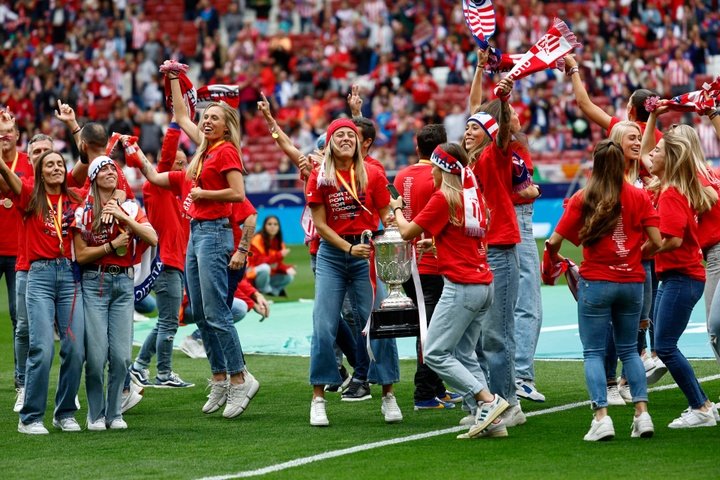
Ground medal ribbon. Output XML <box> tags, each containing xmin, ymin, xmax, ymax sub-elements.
<box><xmin>194</xmin><ymin>140</ymin><xmax>225</xmax><ymax>186</ymax></box>
<box><xmin>9</xmin><ymin>152</ymin><xmax>18</xmax><ymax>173</ymax></box>
<box><xmin>46</xmin><ymin>194</ymin><xmax>64</xmax><ymax>255</ymax></box>
<box><xmin>336</xmin><ymin>165</ymin><xmax>372</xmax><ymax>215</ymax></box>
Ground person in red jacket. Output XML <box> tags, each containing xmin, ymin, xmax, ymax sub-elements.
<box><xmin>246</xmin><ymin>215</ymin><xmax>295</xmax><ymax>297</ymax></box>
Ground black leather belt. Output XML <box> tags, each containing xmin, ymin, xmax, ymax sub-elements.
<box><xmin>340</xmin><ymin>230</ymin><xmax>383</xmax><ymax>244</ymax></box>
<box><xmin>84</xmin><ymin>264</ymin><xmax>134</xmax><ymax>276</ymax></box>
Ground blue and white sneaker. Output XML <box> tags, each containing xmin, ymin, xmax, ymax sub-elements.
<box><xmin>414</xmin><ymin>397</ymin><xmax>455</xmax><ymax>411</ymax></box>
<box><xmin>128</xmin><ymin>364</ymin><xmax>151</xmax><ymax>387</ymax></box>
<box><xmin>438</xmin><ymin>391</ymin><xmax>463</xmax><ymax>404</ymax></box>
<box><xmin>155</xmin><ymin>372</ymin><xmax>195</xmax><ymax>388</ymax></box>
<box><xmin>515</xmin><ymin>379</ymin><xmax>546</xmax><ymax>402</ymax></box>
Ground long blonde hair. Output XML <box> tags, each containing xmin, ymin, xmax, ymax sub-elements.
<box><xmin>186</xmin><ymin>102</ymin><xmax>244</xmax><ymax>180</ymax></box>
<box><xmin>662</xmin><ymin>130</ymin><xmax>714</xmax><ymax>214</ymax></box>
<box><xmin>437</xmin><ymin>143</ymin><xmax>471</xmax><ymax>227</ymax></box>
<box><xmin>670</xmin><ymin>124</ymin><xmax>712</xmax><ymax>181</ymax></box>
<box><xmin>321</xmin><ymin>133</ymin><xmax>368</xmax><ymax>191</ymax></box>
<box><xmin>608</xmin><ymin>120</ymin><xmax>641</xmax><ymax>183</ymax></box>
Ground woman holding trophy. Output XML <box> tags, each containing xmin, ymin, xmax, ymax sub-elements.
<box><xmin>306</xmin><ymin>118</ymin><xmax>401</xmax><ymax>427</ymax></box>
<box><xmin>391</xmin><ymin>142</ymin><xmax>510</xmax><ymax>439</ymax></box>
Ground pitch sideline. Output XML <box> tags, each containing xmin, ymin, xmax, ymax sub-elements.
<box><xmin>197</xmin><ymin>374</ymin><xmax>720</xmax><ymax>480</ymax></box>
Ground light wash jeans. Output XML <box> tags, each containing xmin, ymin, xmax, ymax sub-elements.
<box><xmin>135</xmin><ymin>267</ymin><xmax>184</xmax><ymax>376</ymax></box>
<box><xmin>476</xmin><ymin>246</ymin><xmax>519</xmax><ymax>406</ymax></box>
<box><xmin>577</xmin><ymin>279</ymin><xmax>648</xmax><ymax>409</ymax></box>
<box><xmin>20</xmin><ymin>259</ymin><xmax>84</xmax><ymax>425</ymax></box>
<box><xmin>704</xmin><ymin>243</ymin><xmax>720</xmax><ymax>365</ymax></box>
<box><xmin>253</xmin><ymin>263</ymin><xmax>294</xmax><ymax>296</ymax></box>
<box><xmin>513</xmin><ymin>204</ymin><xmax>542</xmax><ymax>381</ymax></box>
<box><xmin>654</xmin><ymin>274</ymin><xmax>709</xmax><ymax>409</ymax></box>
<box><xmin>309</xmin><ymin>241</ymin><xmax>399</xmax><ymax>386</ymax></box>
<box><xmin>186</xmin><ymin>219</ymin><xmax>245</xmax><ymax>375</ymax></box>
<box><xmin>425</xmin><ymin>279</ymin><xmax>494</xmax><ymax>412</ymax></box>
<box><xmin>14</xmin><ymin>271</ymin><xmax>28</xmax><ymax>387</ymax></box>
<box><xmin>188</xmin><ymin>298</ymin><xmax>250</xmax><ymax>341</ymax></box>
<box><xmin>83</xmin><ymin>269</ymin><xmax>134</xmax><ymax>423</ymax></box>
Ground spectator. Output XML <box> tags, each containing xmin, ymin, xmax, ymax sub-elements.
<box><xmin>247</xmin><ymin>215</ymin><xmax>296</xmax><ymax>297</ymax></box>
<box><xmin>245</xmin><ymin>161</ymin><xmax>273</xmax><ymax>193</ymax></box>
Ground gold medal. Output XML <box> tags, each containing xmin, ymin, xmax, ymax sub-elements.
<box><xmin>2</xmin><ymin>198</ymin><xmax>12</xmax><ymax>209</ymax></box>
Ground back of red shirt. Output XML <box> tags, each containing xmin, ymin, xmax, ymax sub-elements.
<box><xmin>0</xmin><ymin>152</ymin><xmax>33</xmax><ymax>256</ymax></box>
<box><xmin>655</xmin><ymin>186</ymin><xmax>705</xmax><ymax>281</ymax></box>
<box><xmin>394</xmin><ymin>160</ymin><xmax>439</xmax><ymax>275</ymax></box>
<box><xmin>555</xmin><ymin>184</ymin><xmax>659</xmax><ymax>282</ymax></box>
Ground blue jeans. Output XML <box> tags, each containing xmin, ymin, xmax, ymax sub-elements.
<box><xmin>513</xmin><ymin>204</ymin><xmax>542</xmax><ymax>381</ymax></box>
<box><xmin>0</xmin><ymin>255</ymin><xmax>17</xmax><ymax>380</ymax></box>
<box><xmin>654</xmin><ymin>274</ymin><xmax>708</xmax><ymax>409</ymax></box>
<box><xmin>20</xmin><ymin>259</ymin><xmax>84</xmax><ymax>424</ymax></box>
<box><xmin>425</xmin><ymin>279</ymin><xmax>493</xmax><ymax>412</ymax></box>
<box><xmin>186</xmin><ymin>219</ymin><xmax>245</xmax><ymax>375</ymax></box>
<box><xmin>704</xmin><ymin>244</ymin><xmax>720</xmax><ymax>365</ymax></box>
<box><xmin>134</xmin><ymin>294</ymin><xmax>156</xmax><ymax>314</ymax></box>
<box><xmin>476</xmin><ymin>246</ymin><xmax>519</xmax><ymax>406</ymax></box>
<box><xmin>14</xmin><ymin>271</ymin><xmax>28</xmax><ymax>387</ymax></box>
<box><xmin>83</xmin><ymin>269</ymin><xmax>134</xmax><ymax>423</ymax></box>
<box><xmin>135</xmin><ymin>267</ymin><xmax>184</xmax><ymax>376</ymax></box>
<box><xmin>310</xmin><ymin>241</ymin><xmax>399</xmax><ymax>386</ymax></box>
<box><xmin>577</xmin><ymin>279</ymin><xmax>648</xmax><ymax>409</ymax></box>
<box><xmin>253</xmin><ymin>263</ymin><xmax>294</xmax><ymax>296</ymax></box>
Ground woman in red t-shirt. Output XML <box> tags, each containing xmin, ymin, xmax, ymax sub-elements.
<box><xmin>643</xmin><ymin>129</ymin><xmax>718</xmax><ymax>428</ymax></box>
<box><xmin>546</xmin><ymin>140</ymin><xmax>661</xmax><ymax>441</ymax></box>
<box><xmin>391</xmin><ymin>143</ymin><xmax>511</xmax><ymax>439</ymax></box>
<box><xmin>246</xmin><ymin>215</ymin><xmax>295</xmax><ymax>296</ymax></box>
<box><xmin>166</xmin><ymin>65</ymin><xmax>258</xmax><ymax>419</ymax></box>
<box><xmin>0</xmin><ymin>150</ymin><xmax>84</xmax><ymax>435</ymax></box>
<box><xmin>306</xmin><ymin>118</ymin><xmax>399</xmax><ymax>427</ymax></box>
<box><xmin>73</xmin><ymin>156</ymin><xmax>157</xmax><ymax>430</ymax></box>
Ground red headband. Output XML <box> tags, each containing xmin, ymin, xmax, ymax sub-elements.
<box><xmin>326</xmin><ymin>118</ymin><xmax>358</xmax><ymax>141</ymax></box>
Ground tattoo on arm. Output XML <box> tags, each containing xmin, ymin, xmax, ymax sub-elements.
<box><xmin>498</xmin><ymin>100</ymin><xmax>511</xmax><ymax>150</ymax></box>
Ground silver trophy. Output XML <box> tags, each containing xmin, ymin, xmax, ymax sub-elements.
<box><xmin>364</xmin><ymin>228</ymin><xmax>419</xmax><ymax>338</ymax></box>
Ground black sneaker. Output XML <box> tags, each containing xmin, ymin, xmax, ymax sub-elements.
<box><xmin>341</xmin><ymin>380</ymin><xmax>372</xmax><ymax>402</ymax></box>
<box><xmin>325</xmin><ymin>366</ymin><xmax>350</xmax><ymax>393</ymax></box>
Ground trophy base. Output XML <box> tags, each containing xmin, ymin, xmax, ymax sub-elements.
<box><xmin>370</xmin><ymin>308</ymin><xmax>420</xmax><ymax>339</ymax></box>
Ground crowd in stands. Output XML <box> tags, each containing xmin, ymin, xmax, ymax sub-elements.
<box><xmin>2</xmin><ymin>0</ymin><xmax>720</xmax><ymax>187</ymax></box>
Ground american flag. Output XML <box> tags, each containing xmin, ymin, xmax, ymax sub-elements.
<box><xmin>463</xmin><ymin>0</ymin><xmax>496</xmax><ymax>46</ymax></box>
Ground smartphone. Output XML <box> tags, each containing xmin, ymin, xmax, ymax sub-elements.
<box><xmin>386</xmin><ymin>183</ymin><xmax>401</xmax><ymax>200</ymax></box>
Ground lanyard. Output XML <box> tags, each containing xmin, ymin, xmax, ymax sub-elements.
<box><xmin>8</xmin><ymin>152</ymin><xmax>18</xmax><ymax>173</ymax></box>
<box><xmin>194</xmin><ymin>140</ymin><xmax>225</xmax><ymax>184</ymax></box>
<box><xmin>418</xmin><ymin>159</ymin><xmax>432</xmax><ymax>165</ymax></box>
<box><xmin>46</xmin><ymin>194</ymin><xmax>64</xmax><ymax>255</ymax></box>
<box><xmin>336</xmin><ymin>165</ymin><xmax>371</xmax><ymax>215</ymax></box>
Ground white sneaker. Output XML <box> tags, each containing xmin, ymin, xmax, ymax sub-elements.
<box><xmin>53</xmin><ymin>417</ymin><xmax>81</xmax><ymax>432</ymax></box>
<box><xmin>381</xmin><ymin>393</ymin><xmax>403</xmax><ymax>423</ymax></box>
<box><xmin>87</xmin><ymin>417</ymin><xmax>107</xmax><ymax>431</ymax></box>
<box><xmin>108</xmin><ymin>418</ymin><xmax>128</xmax><ymax>430</ymax></box>
<box><xmin>668</xmin><ymin>408</ymin><xmax>717</xmax><ymax>429</ymax></box>
<box><xmin>459</xmin><ymin>413</ymin><xmax>475</xmax><ymax>426</ymax></box>
<box><xmin>121</xmin><ymin>387</ymin><xmax>144</xmax><ymax>414</ymax></box>
<box><xmin>468</xmin><ymin>394</ymin><xmax>509</xmax><ymax>438</ymax></box>
<box><xmin>457</xmin><ymin>418</ymin><xmax>508</xmax><ymax>439</ymax></box>
<box><xmin>641</xmin><ymin>353</ymin><xmax>655</xmax><ymax>372</ymax></box>
<box><xmin>515</xmin><ymin>379</ymin><xmax>546</xmax><ymax>402</ymax></box>
<box><xmin>618</xmin><ymin>384</ymin><xmax>632</xmax><ymax>403</ymax></box>
<box><xmin>18</xmin><ymin>420</ymin><xmax>49</xmax><ymax>435</ymax></box>
<box><xmin>202</xmin><ymin>379</ymin><xmax>228</xmax><ymax>414</ymax></box>
<box><xmin>631</xmin><ymin>412</ymin><xmax>654</xmax><ymax>438</ymax></box>
<box><xmin>13</xmin><ymin>387</ymin><xmax>24</xmax><ymax>413</ymax></box>
<box><xmin>584</xmin><ymin>415</ymin><xmax>615</xmax><ymax>441</ymax></box>
<box><xmin>646</xmin><ymin>357</ymin><xmax>668</xmax><ymax>385</ymax></box>
<box><xmin>223</xmin><ymin>371</ymin><xmax>260</xmax><ymax>419</ymax></box>
<box><xmin>179</xmin><ymin>336</ymin><xmax>206</xmax><ymax>359</ymax></box>
<box><xmin>310</xmin><ymin>397</ymin><xmax>329</xmax><ymax>426</ymax></box>
<box><xmin>500</xmin><ymin>404</ymin><xmax>527</xmax><ymax>427</ymax></box>
<box><xmin>712</xmin><ymin>403</ymin><xmax>720</xmax><ymax>422</ymax></box>
<box><xmin>607</xmin><ymin>386</ymin><xmax>626</xmax><ymax>406</ymax></box>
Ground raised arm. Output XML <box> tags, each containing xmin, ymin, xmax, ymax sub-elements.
<box><xmin>257</xmin><ymin>92</ymin><xmax>307</xmax><ymax>174</ymax></box>
<box><xmin>563</xmin><ymin>55</ymin><xmax>612</xmax><ymax>131</ymax></box>
<box><xmin>0</xmin><ymin>154</ymin><xmax>22</xmax><ymax>195</ymax></box>
<box><xmin>469</xmin><ymin>48</ymin><xmax>490</xmax><ymax>114</ymax></box>
<box><xmin>495</xmin><ymin>78</ymin><xmax>514</xmax><ymax>152</ymax></box>
<box><xmin>347</xmin><ymin>84</ymin><xmax>363</xmax><ymax>118</ymax></box>
<box><xmin>167</xmin><ymin>73</ymin><xmax>202</xmax><ymax>144</ymax></box>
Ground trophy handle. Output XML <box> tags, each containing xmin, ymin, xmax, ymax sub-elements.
<box><xmin>360</xmin><ymin>229</ymin><xmax>373</xmax><ymax>245</ymax></box>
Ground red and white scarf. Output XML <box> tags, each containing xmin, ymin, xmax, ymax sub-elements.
<box><xmin>159</xmin><ymin>60</ymin><xmax>197</xmax><ymax>119</ymax></box>
<box><xmin>644</xmin><ymin>75</ymin><xmax>720</xmax><ymax>114</ymax></box>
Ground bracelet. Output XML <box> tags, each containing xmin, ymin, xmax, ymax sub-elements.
<box><xmin>104</xmin><ymin>243</ymin><xmax>111</xmax><ymax>254</ymax></box>
<box><xmin>393</xmin><ymin>206</ymin><xmax>403</xmax><ymax>214</ymax></box>
<box><xmin>108</xmin><ymin>242</ymin><xmax>115</xmax><ymax>253</ymax></box>
<box><xmin>710</xmin><ymin>109</ymin><xmax>720</xmax><ymax>120</ymax></box>
<box><xmin>237</xmin><ymin>246</ymin><xmax>249</xmax><ymax>254</ymax></box>
<box><xmin>566</xmin><ymin>66</ymin><xmax>579</xmax><ymax>77</ymax></box>
<box><xmin>348</xmin><ymin>244</ymin><xmax>354</xmax><ymax>255</ymax></box>
<box><xmin>72</xmin><ymin>125</ymin><xmax>82</xmax><ymax>135</ymax></box>
<box><xmin>169</xmin><ymin>76</ymin><xmax>179</xmax><ymax>81</ymax></box>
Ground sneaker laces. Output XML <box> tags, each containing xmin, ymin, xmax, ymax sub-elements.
<box><xmin>206</xmin><ymin>379</ymin><xmax>228</xmax><ymax>399</ymax></box>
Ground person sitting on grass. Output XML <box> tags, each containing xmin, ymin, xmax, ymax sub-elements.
<box><xmin>246</xmin><ymin>215</ymin><xmax>295</xmax><ymax>297</ymax></box>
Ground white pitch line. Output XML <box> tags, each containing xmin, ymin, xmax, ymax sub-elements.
<box><xmin>196</xmin><ymin>374</ymin><xmax>720</xmax><ymax>480</ymax></box>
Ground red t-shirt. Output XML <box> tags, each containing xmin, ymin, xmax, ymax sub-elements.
<box><xmin>73</xmin><ymin>198</ymin><xmax>151</xmax><ymax>268</ymax></box>
<box><xmin>472</xmin><ymin>142</ymin><xmax>520</xmax><ymax>245</ymax></box>
<box><xmin>655</xmin><ymin>186</ymin><xmax>705</xmax><ymax>281</ymax></box>
<box><xmin>413</xmin><ymin>189</ymin><xmax>493</xmax><ymax>285</ymax></box>
<box><xmin>555</xmin><ymin>184</ymin><xmax>659</xmax><ymax>282</ymax></box>
<box><xmin>510</xmin><ymin>141</ymin><xmax>535</xmax><ymax>206</ymax></box>
<box><xmin>188</xmin><ymin>141</ymin><xmax>243</xmax><ymax>221</ymax></box>
<box><xmin>365</xmin><ymin>155</ymin><xmax>386</xmax><ymax>175</ymax></box>
<box><xmin>14</xmin><ymin>182</ymin><xmax>79</xmax><ymax>262</ymax></box>
<box><xmin>393</xmin><ymin>160</ymin><xmax>439</xmax><ymax>275</ymax></box>
<box><xmin>0</xmin><ymin>151</ymin><xmax>33</xmax><ymax>256</ymax></box>
<box><xmin>306</xmin><ymin>163</ymin><xmax>389</xmax><ymax>235</ymax></box>
<box><xmin>608</xmin><ymin>116</ymin><xmax>663</xmax><ymax>142</ymax></box>
<box><xmin>698</xmin><ymin>173</ymin><xmax>720</xmax><ymax>250</ymax></box>
<box><xmin>230</xmin><ymin>199</ymin><xmax>257</xmax><ymax>246</ymax></box>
